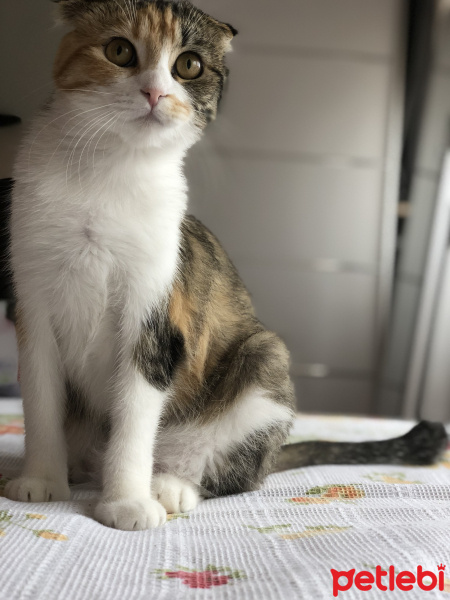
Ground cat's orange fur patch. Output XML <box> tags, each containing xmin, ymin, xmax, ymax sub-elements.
<box><xmin>166</xmin><ymin>95</ymin><xmax>191</xmax><ymax>119</ymax></box>
<box><xmin>133</xmin><ymin>3</ymin><xmax>180</xmax><ymax>66</ymax></box>
<box><xmin>54</xmin><ymin>32</ymin><xmax>122</xmax><ymax>89</ymax></box>
<box><xmin>169</xmin><ymin>283</ymin><xmax>208</xmax><ymax>382</ymax></box>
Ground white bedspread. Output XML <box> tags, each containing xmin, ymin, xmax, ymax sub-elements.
<box><xmin>0</xmin><ymin>400</ymin><xmax>449</xmax><ymax>599</ymax></box>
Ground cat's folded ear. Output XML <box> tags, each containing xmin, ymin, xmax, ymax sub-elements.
<box><xmin>210</xmin><ymin>18</ymin><xmax>238</xmax><ymax>39</ymax></box>
<box><xmin>206</xmin><ymin>17</ymin><xmax>238</xmax><ymax>52</ymax></box>
<box><xmin>217</xmin><ymin>22</ymin><xmax>238</xmax><ymax>40</ymax></box>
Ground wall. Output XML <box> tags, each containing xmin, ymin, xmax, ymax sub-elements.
<box><xmin>0</xmin><ymin>0</ymin><xmax>66</xmax><ymax>178</ymax></box>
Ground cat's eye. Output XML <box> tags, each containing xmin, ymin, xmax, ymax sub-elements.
<box><xmin>105</xmin><ymin>38</ymin><xmax>136</xmax><ymax>68</ymax></box>
<box><xmin>175</xmin><ymin>52</ymin><xmax>203</xmax><ymax>80</ymax></box>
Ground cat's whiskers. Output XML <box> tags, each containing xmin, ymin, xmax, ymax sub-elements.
<box><xmin>87</xmin><ymin>112</ymin><xmax>120</xmax><ymax>172</ymax></box>
<box><xmin>45</xmin><ymin>104</ymin><xmax>122</xmax><ymax>171</ymax></box>
<box><xmin>65</xmin><ymin>110</ymin><xmax>118</xmax><ymax>191</ymax></box>
<box><xmin>78</xmin><ymin>111</ymin><xmax>125</xmax><ymax>190</ymax></box>
<box><xmin>93</xmin><ymin>111</ymin><xmax>128</xmax><ymax>174</ymax></box>
<box><xmin>66</xmin><ymin>111</ymin><xmax>118</xmax><ymax>186</ymax></box>
<box><xmin>77</xmin><ymin>111</ymin><xmax>118</xmax><ymax>189</ymax></box>
<box><xmin>63</xmin><ymin>109</ymin><xmax>119</xmax><ymax>164</ymax></box>
<box><xmin>28</xmin><ymin>106</ymin><xmax>97</xmax><ymax>168</ymax></box>
<box><xmin>58</xmin><ymin>89</ymin><xmax>118</xmax><ymax>96</ymax></box>
<box><xmin>29</xmin><ymin>103</ymin><xmax>120</xmax><ymax>169</ymax></box>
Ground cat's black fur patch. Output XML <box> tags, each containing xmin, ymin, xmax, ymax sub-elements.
<box><xmin>201</xmin><ymin>426</ymin><xmax>288</xmax><ymax>496</ymax></box>
<box><xmin>65</xmin><ymin>380</ymin><xmax>88</xmax><ymax>421</ymax></box>
<box><xmin>134</xmin><ymin>308</ymin><xmax>185</xmax><ymax>391</ymax></box>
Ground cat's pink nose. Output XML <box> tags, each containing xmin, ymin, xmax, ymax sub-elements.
<box><xmin>141</xmin><ymin>88</ymin><xmax>166</xmax><ymax>108</ymax></box>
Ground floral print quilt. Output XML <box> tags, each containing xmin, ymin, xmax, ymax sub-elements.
<box><xmin>0</xmin><ymin>400</ymin><xmax>449</xmax><ymax>599</ymax></box>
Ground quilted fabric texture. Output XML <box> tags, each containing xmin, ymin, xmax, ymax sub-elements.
<box><xmin>0</xmin><ymin>401</ymin><xmax>449</xmax><ymax>599</ymax></box>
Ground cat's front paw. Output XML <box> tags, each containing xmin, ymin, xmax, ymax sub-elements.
<box><xmin>94</xmin><ymin>498</ymin><xmax>166</xmax><ymax>530</ymax></box>
<box><xmin>152</xmin><ymin>473</ymin><xmax>200</xmax><ymax>514</ymax></box>
<box><xmin>4</xmin><ymin>477</ymin><xmax>70</xmax><ymax>502</ymax></box>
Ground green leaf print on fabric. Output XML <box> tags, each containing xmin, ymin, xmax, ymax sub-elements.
<box><xmin>0</xmin><ymin>510</ymin><xmax>68</xmax><ymax>540</ymax></box>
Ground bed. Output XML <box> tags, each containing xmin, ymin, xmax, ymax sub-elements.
<box><xmin>0</xmin><ymin>399</ymin><xmax>449</xmax><ymax>599</ymax></box>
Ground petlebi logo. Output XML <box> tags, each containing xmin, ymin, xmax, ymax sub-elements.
<box><xmin>330</xmin><ymin>564</ymin><xmax>447</xmax><ymax>597</ymax></box>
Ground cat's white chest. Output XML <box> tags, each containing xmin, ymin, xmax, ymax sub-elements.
<box><xmin>12</xmin><ymin>148</ymin><xmax>186</xmax><ymax>393</ymax></box>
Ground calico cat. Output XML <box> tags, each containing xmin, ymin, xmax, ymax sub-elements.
<box><xmin>5</xmin><ymin>0</ymin><xmax>447</xmax><ymax>530</ymax></box>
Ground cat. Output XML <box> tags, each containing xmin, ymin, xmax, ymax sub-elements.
<box><xmin>5</xmin><ymin>0</ymin><xmax>447</xmax><ymax>530</ymax></box>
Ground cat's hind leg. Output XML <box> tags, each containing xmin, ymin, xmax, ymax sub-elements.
<box><xmin>156</xmin><ymin>330</ymin><xmax>295</xmax><ymax>502</ymax></box>
<box><xmin>200</xmin><ymin>388</ymin><xmax>294</xmax><ymax>497</ymax></box>
<box><xmin>199</xmin><ymin>330</ymin><xmax>295</xmax><ymax>497</ymax></box>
